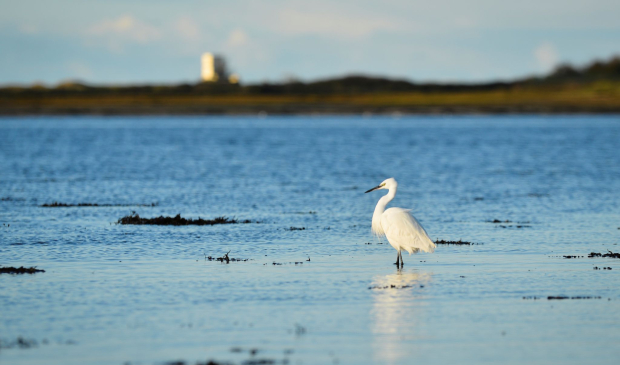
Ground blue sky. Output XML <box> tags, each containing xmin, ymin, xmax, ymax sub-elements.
<box><xmin>1</xmin><ymin>0</ymin><xmax>619</xmax><ymax>85</ymax></box>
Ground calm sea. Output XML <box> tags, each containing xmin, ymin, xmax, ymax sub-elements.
<box><xmin>1</xmin><ymin>115</ymin><xmax>619</xmax><ymax>365</ymax></box>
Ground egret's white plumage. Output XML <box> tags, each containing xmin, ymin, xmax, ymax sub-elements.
<box><xmin>365</xmin><ymin>178</ymin><xmax>435</xmax><ymax>266</ymax></box>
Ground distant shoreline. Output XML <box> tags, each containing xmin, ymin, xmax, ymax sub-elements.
<box><xmin>2</xmin><ymin>106</ymin><xmax>620</xmax><ymax>116</ymax></box>
<box><xmin>0</xmin><ymin>83</ymin><xmax>620</xmax><ymax>116</ymax></box>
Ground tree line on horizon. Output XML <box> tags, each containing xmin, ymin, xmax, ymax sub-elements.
<box><xmin>2</xmin><ymin>55</ymin><xmax>619</xmax><ymax>96</ymax></box>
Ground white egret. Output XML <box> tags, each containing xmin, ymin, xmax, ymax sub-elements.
<box><xmin>365</xmin><ymin>178</ymin><xmax>435</xmax><ymax>267</ymax></box>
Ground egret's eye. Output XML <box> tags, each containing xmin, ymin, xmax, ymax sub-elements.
<box><xmin>380</xmin><ymin>183</ymin><xmax>386</xmax><ymax>187</ymax></box>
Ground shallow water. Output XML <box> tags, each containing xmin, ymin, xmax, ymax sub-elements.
<box><xmin>1</xmin><ymin>115</ymin><xmax>619</xmax><ymax>365</ymax></box>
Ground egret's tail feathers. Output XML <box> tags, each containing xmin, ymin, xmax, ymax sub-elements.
<box><xmin>423</xmin><ymin>236</ymin><xmax>436</xmax><ymax>253</ymax></box>
<box><xmin>403</xmin><ymin>235</ymin><xmax>435</xmax><ymax>254</ymax></box>
<box><xmin>404</xmin><ymin>247</ymin><xmax>420</xmax><ymax>255</ymax></box>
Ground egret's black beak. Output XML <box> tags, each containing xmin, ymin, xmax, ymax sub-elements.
<box><xmin>365</xmin><ymin>185</ymin><xmax>382</xmax><ymax>193</ymax></box>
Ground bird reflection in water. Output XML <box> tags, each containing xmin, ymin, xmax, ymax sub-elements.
<box><xmin>370</xmin><ymin>269</ymin><xmax>432</xmax><ymax>365</ymax></box>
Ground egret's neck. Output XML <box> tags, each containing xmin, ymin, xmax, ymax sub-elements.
<box><xmin>374</xmin><ymin>187</ymin><xmax>396</xmax><ymax>215</ymax></box>
<box><xmin>371</xmin><ymin>187</ymin><xmax>396</xmax><ymax>236</ymax></box>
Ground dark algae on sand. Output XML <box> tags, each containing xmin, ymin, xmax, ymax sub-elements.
<box><xmin>42</xmin><ymin>202</ymin><xmax>157</xmax><ymax>207</ymax></box>
<box><xmin>523</xmin><ymin>296</ymin><xmax>603</xmax><ymax>300</ymax></box>
<box><xmin>554</xmin><ymin>251</ymin><xmax>619</xmax><ymax>259</ymax></box>
<box><xmin>118</xmin><ymin>213</ymin><xmax>251</xmax><ymax>226</ymax></box>
<box><xmin>434</xmin><ymin>239</ymin><xmax>477</xmax><ymax>245</ymax></box>
<box><xmin>588</xmin><ymin>251</ymin><xmax>620</xmax><ymax>259</ymax></box>
<box><xmin>204</xmin><ymin>251</ymin><xmax>250</xmax><ymax>264</ymax></box>
<box><xmin>0</xmin><ymin>266</ymin><xmax>45</xmax><ymax>274</ymax></box>
<box><xmin>486</xmin><ymin>219</ymin><xmax>531</xmax><ymax>228</ymax></box>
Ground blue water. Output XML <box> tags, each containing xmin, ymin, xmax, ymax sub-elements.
<box><xmin>1</xmin><ymin>115</ymin><xmax>619</xmax><ymax>365</ymax></box>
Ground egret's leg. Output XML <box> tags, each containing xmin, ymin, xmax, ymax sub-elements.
<box><xmin>395</xmin><ymin>251</ymin><xmax>400</xmax><ymax>266</ymax></box>
<box><xmin>399</xmin><ymin>251</ymin><xmax>404</xmax><ymax>267</ymax></box>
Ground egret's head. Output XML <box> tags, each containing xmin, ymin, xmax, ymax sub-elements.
<box><xmin>365</xmin><ymin>178</ymin><xmax>397</xmax><ymax>193</ymax></box>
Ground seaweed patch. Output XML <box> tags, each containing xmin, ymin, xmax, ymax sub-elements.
<box><xmin>552</xmin><ymin>251</ymin><xmax>619</xmax><ymax>260</ymax></box>
<box><xmin>368</xmin><ymin>284</ymin><xmax>414</xmax><ymax>290</ymax></box>
<box><xmin>0</xmin><ymin>266</ymin><xmax>45</xmax><ymax>274</ymax></box>
<box><xmin>523</xmin><ymin>296</ymin><xmax>602</xmax><ymax>300</ymax></box>
<box><xmin>42</xmin><ymin>202</ymin><xmax>157</xmax><ymax>207</ymax></box>
<box><xmin>434</xmin><ymin>239</ymin><xmax>481</xmax><ymax>245</ymax></box>
<box><xmin>0</xmin><ymin>337</ymin><xmax>38</xmax><ymax>349</ymax></box>
<box><xmin>265</xmin><ymin>261</ymin><xmax>305</xmax><ymax>266</ymax></box>
<box><xmin>1</xmin><ymin>197</ymin><xmax>26</xmax><ymax>202</ymax></box>
<box><xmin>486</xmin><ymin>219</ymin><xmax>531</xmax><ymax>228</ymax></box>
<box><xmin>118</xmin><ymin>213</ymin><xmax>250</xmax><ymax>226</ymax></box>
<box><xmin>204</xmin><ymin>251</ymin><xmax>249</xmax><ymax>264</ymax></box>
<box><xmin>588</xmin><ymin>251</ymin><xmax>620</xmax><ymax>259</ymax></box>
<box><xmin>0</xmin><ymin>337</ymin><xmax>75</xmax><ymax>349</ymax></box>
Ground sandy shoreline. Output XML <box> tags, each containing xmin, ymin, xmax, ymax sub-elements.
<box><xmin>2</xmin><ymin>104</ymin><xmax>620</xmax><ymax>116</ymax></box>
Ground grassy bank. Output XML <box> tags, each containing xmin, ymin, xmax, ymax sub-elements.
<box><xmin>1</xmin><ymin>82</ymin><xmax>619</xmax><ymax>115</ymax></box>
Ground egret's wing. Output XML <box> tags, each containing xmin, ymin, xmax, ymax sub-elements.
<box><xmin>381</xmin><ymin>208</ymin><xmax>435</xmax><ymax>254</ymax></box>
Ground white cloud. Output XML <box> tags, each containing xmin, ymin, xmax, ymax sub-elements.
<box><xmin>223</xmin><ymin>29</ymin><xmax>271</xmax><ymax>71</ymax></box>
<box><xmin>88</xmin><ymin>15</ymin><xmax>160</xmax><ymax>43</ymax></box>
<box><xmin>227</xmin><ymin>29</ymin><xmax>248</xmax><ymax>47</ymax></box>
<box><xmin>534</xmin><ymin>42</ymin><xmax>560</xmax><ymax>72</ymax></box>
<box><xmin>175</xmin><ymin>16</ymin><xmax>200</xmax><ymax>41</ymax></box>
<box><xmin>275</xmin><ymin>9</ymin><xmax>403</xmax><ymax>38</ymax></box>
